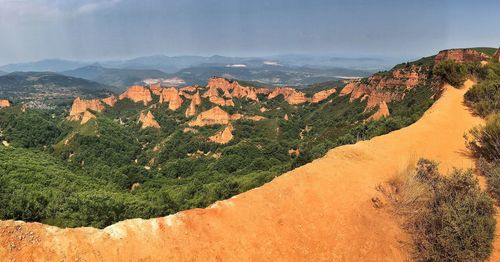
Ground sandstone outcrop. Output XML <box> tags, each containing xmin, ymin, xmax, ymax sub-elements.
<box><xmin>159</xmin><ymin>87</ymin><xmax>184</xmax><ymax>111</ymax></box>
<box><xmin>119</xmin><ymin>85</ymin><xmax>152</xmax><ymax>105</ymax></box>
<box><xmin>268</xmin><ymin>87</ymin><xmax>307</xmax><ymax>105</ymax></box>
<box><xmin>102</xmin><ymin>95</ymin><xmax>117</xmax><ymax>107</ymax></box>
<box><xmin>138</xmin><ymin>111</ymin><xmax>160</xmax><ymax>129</ymax></box>
<box><xmin>81</xmin><ymin>111</ymin><xmax>96</xmax><ymax>124</ymax></box>
<box><xmin>368</xmin><ymin>101</ymin><xmax>390</xmax><ymax>121</ymax></box>
<box><xmin>434</xmin><ymin>48</ymin><xmax>491</xmax><ymax>64</ymax></box>
<box><xmin>179</xmin><ymin>86</ymin><xmax>198</xmax><ymax>93</ymax></box>
<box><xmin>0</xmin><ymin>99</ymin><xmax>10</xmax><ymax>108</ymax></box>
<box><xmin>149</xmin><ymin>84</ymin><xmax>163</xmax><ymax>96</ymax></box>
<box><xmin>69</xmin><ymin>97</ymin><xmax>105</xmax><ymax>118</ymax></box>
<box><xmin>203</xmin><ymin>78</ymin><xmax>261</xmax><ymax>106</ymax></box>
<box><xmin>209</xmin><ymin>124</ymin><xmax>234</xmax><ymax>144</ymax></box>
<box><xmin>311</xmin><ymin>88</ymin><xmax>337</xmax><ymax>103</ymax></box>
<box><xmin>185</xmin><ymin>92</ymin><xmax>202</xmax><ymax>117</ymax></box>
<box><xmin>340</xmin><ymin>65</ymin><xmax>428</xmax><ymax>109</ymax></box>
<box><xmin>188</xmin><ymin>106</ymin><xmax>232</xmax><ymax>126</ymax></box>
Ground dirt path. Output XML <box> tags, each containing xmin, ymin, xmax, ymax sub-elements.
<box><xmin>1</xmin><ymin>80</ymin><xmax>493</xmax><ymax>262</ymax></box>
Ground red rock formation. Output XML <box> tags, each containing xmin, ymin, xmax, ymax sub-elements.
<box><xmin>209</xmin><ymin>124</ymin><xmax>234</xmax><ymax>144</ymax></box>
<box><xmin>179</xmin><ymin>86</ymin><xmax>198</xmax><ymax>93</ymax></box>
<box><xmin>189</xmin><ymin>106</ymin><xmax>232</xmax><ymax>126</ymax></box>
<box><xmin>340</xmin><ymin>65</ymin><xmax>428</xmax><ymax>109</ymax></box>
<box><xmin>268</xmin><ymin>87</ymin><xmax>307</xmax><ymax>105</ymax></box>
<box><xmin>81</xmin><ymin>111</ymin><xmax>96</xmax><ymax>124</ymax></box>
<box><xmin>185</xmin><ymin>92</ymin><xmax>202</xmax><ymax>117</ymax></box>
<box><xmin>150</xmin><ymin>84</ymin><xmax>163</xmax><ymax>96</ymax></box>
<box><xmin>311</xmin><ymin>88</ymin><xmax>337</xmax><ymax>103</ymax></box>
<box><xmin>159</xmin><ymin>88</ymin><xmax>184</xmax><ymax>111</ymax></box>
<box><xmin>0</xmin><ymin>99</ymin><xmax>10</xmax><ymax>108</ymax></box>
<box><xmin>284</xmin><ymin>114</ymin><xmax>289</xmax><ymax>121</ymax></box>
<box><xmin>204</xmin><ymin>77</ymin><xmax>260</xmax><ymax>105</ymax></box>
<box><xmin>138</xmin><ymin>111</ymin><xmax>160</xmax><ymax>129</ymax></box>
<box><xmin>69</xmin><ymin>97</ymin><xmax>105</xmax><ymax>117</ymax></box>
<box><xmin>368</xmin><ymin>102</ymin><xmax>390</xmax><ymax>121</ymax></box>
<box><xmin>119</xmin><ymin>85</ymin><xmax>152</xmax><ymax>105</ymax></box>
<box><xmin>434</xmin><ymin>48</ymin><xmax>491</xmax><ymax>64</ymax></box>
<box><xmin>493</xmin><ymin>47</ymin><xmax>500</xmax><ymax>62</ymax></box>
<box><xmin>102</xmin><ymin>95</ymin><xmax>117</xmax><ymax>107</ymax></box>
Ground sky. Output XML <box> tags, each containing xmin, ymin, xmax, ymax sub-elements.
<box><xmin>0</xmin><ymin>0</ymin><xmax>499</xmax><ymax>64</ymax></box>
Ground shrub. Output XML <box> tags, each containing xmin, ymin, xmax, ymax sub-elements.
<box><xmin>466</xmin><ymin>114</ymin><xmax>500</xmax><ymax>162</ymax></box>
<box><xmin>384</xmin><ymin>159</ymin><xmax>496</xmax><ymax>262</ymax></box>
<box><xmin>433</xmin><ymin>60</ymin><xmax>468</xmax><ymax>87</ymax></box>
<box><xmin>464</xmin><ymin>81</ymin><xmax>500</xmax><ymax>117</ymax></box>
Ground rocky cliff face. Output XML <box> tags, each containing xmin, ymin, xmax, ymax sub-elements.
<box><xmin>69</xmin><ymin>97</ymin><xmax>105</xmax><ymax>118</ymax></box>
<box><xmin>268</xmin><ymin>87</ymin><xmax>308</xmax><ymax>105</ymax></box>
<box><xmin>188</xmin><ymin>106</ymin><xmax>232</xmax><ymax>126</ymax></box>
<box><xmin>368</xmin><ymin>101</ymin><xmax>390</xmax><ymax>121</ymax></box>
<box><xmin>149</xmin><ymin>84</ymin><xmax>163</xmax><ymax>96</ymax></box>
<box><xmin>340</xmin><ymin>65</ymin><xmax>428</xmax><ymax>110</ymax></box>
<box><xmin>119</xmin><ymin>85</ymin><xmax>152</xmax><ymax>105</ymax></box>
<box><xmin>159</xmin><ymin>87</ymin><xmax>184</xmax><ymax>111</ymax></box>
<box><xmin>209</xmin><ymin>124</ymin><xmax>234</xmax><ymax>144</ymax></box>
<box><xmin>81</xmin><ymin>111</ymin><xmax>96</xmax><ymax>124</ymax></box>
<box><xmin>434</xmin><ymin>48</ymin><xmax>491</xmax><ymax>64</ymax></box>
<box><xmin>311</xmin><ymin>88</ymin><xmax>337</xmax><ymax>103</ymax></box>
<box><xmin>102</xmin><ymin>95</ymin><xmax>117</xmax><ymax>107</ymax></box>
<box><xmin>139</xmin><ymin>111</ymin><xmax>160</xmax><ymax>129</ymax></box>
<box><xmin>0</xmin><ymin>99</ymin><xmax>10</xmax><ymax>108</ymax></box>
<box><xmin>185</xmin><ymin>92</ymin><xmax>202</xmax><ymax>117</ymax></box>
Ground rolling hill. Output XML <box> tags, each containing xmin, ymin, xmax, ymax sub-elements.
<box><xmin>0</xmin><ymin>72</ymin><xmax>114</xmax><ymax>105</ymax></box>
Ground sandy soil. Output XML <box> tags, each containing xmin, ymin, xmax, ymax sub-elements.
<box><xmin>1</xmin><ymin>80</ymin><xmax>497</xmax><ymax>262</ymax></box>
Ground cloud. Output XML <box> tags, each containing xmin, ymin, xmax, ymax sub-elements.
<box><xmin>0</xmin><ymin>0</ymin><xmax>122</xmax><ymax>20</ymax></box>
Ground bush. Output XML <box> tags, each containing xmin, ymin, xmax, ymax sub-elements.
<box><xmin>433</xmin><ymin>60</ymin><xmax>468</xmax><ymax>87</ymax></box>
<box><xmin>384</xmin><ymin>159</ymin><xmax>496</xmax><ymax>262</ymax></box>
<box><xmin>464</xmin><ymin>81</ymin><xmax>500</xmax><ymax>117</ymax></box>
<box><xmin>466</xmin><ymin>114</ymin><xmax>500</xmax><ymax>162</ymax></box>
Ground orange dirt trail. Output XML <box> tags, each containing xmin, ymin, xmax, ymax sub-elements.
<box><xmin>1</xmin><ymin>80</ymin><xmax>497</xmax><ymax>261</ymax></box>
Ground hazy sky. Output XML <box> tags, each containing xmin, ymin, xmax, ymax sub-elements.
<box><xmin>0</xmin><ymin>0</ymin><xmax>499</xmax><ymax>64</ymax></box>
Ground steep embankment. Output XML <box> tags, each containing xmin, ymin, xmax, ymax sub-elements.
<box><xmin>0</xmin><ymin>80</ymin><xmax>488</xmax><ymax>261</ymax></box>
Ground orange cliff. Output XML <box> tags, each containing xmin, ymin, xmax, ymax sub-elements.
<box><xmin>185</xmin><ymin>92</ymin><xmax>202</xmax><ymax>117</ymax></box>
<box><xmin>138</xmin><ymin>111</ymin><xmax>160</xmax><ymax>129</ymax></box>
<box><xmin>268</xmin><ymin>87</ymin><xmax>308</xmax><ymax>105</ymax></box>
<box><xmin>310</xmin><ymin>88</ymin><xmax>336</xmax><ymax>103</ymax></box>
<box><xmin>67</xmin><ymin>97</ymin><xmax>105</xmax><ymax>123</ymax></box>
<box><xmin>0</xmin><ymin>99</ymin><xmax>10</xmax><ymax>108</ymax></box>
<box><xmin>188</xmin><ymin>106</ymin><xmax>233</xmax><ymax>126</ymax></box>
<box><xmin>159</xmin><ymin>87</ymin><xmax>184</xmax><ymax>111</ymax></box>
<box><xmin>434</xmin><ymin>48</ymin><xmax>491</xmax><ymax>64</ymax></box>
<box><xmin>119</xmin><ymin>85</ymin><xmax>152</xmax><ymax>105</ymax></box>
<box><xmin>0</xmin><ymin>81</ymin><xmax>483</xmax><ymax>262</ymax></box>
<box><xmin>102</xmin><ymin>95</ymin><xmax>117</xmax><ymax>107</ymax></box>
<box><xmin>340</xmin><ymin>65</ymin><xmax>428</xmax><ymax>111</ymax></box>
<box><xmin>368</xmin><ymin>101</ymin><xmax>390</xmax><ymax>121</ymax></box>
<box><xmin>209</xmin><ymin>124</ymin><xmax>234</xmax><ymax>144</ymax></box>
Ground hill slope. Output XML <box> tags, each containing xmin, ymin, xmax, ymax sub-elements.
<box><xmin>0</xmin><ymin>72</ymin><xmax>114</xmax><ymax>103</ymax></box>
<box><xmin>63</xmin><ymin>65</ymin><xmax>170</xmax><ymax>90</ymax></box>
<box><xmin>0</xmin><ymin>80</ymin><xmax>485</xmax><ymax>261</ymax></box>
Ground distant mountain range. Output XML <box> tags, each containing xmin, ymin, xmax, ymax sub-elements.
<box><xmin>0</xmin><ymin>54</ymin><xmax>390</xmax><ymax>93</ymax></box>
<box><xmin>63</xmin><ymin>64</ymin><xmax>170</xmax><ymax>90</ymax></box>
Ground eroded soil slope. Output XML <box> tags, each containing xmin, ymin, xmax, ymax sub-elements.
<box><xmin>0</xmin><ymin>80</ymin><xmax>490</xmax><ymax>261</ymax></box>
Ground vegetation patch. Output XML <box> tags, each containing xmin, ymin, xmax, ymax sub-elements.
<box><xmin>382</xmin><ymin>159</ymin><xmax>496</xmax><ymax>262</ymax></box>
